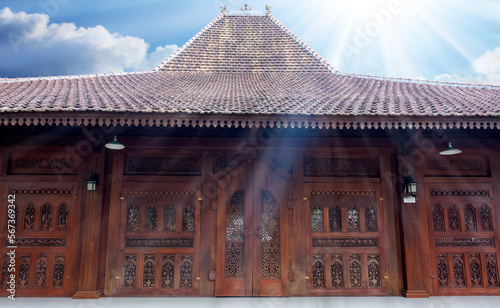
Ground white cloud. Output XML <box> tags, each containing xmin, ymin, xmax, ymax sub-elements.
<box><xmin>434</xmin><ymin>73</ymin><xmax>500</xmax><ymax>85</ymax></box>
<box><xmin>434</xmin><ymin>47</ymin><xmax>500</xmax><ymax>86</ymax></box>
<box><xmin>474</xmin><ymin>47</ymin><xmax>500</xmax><ymax>75</ymax></box>
<box><xmin>0</xmin><ymin>7</ymin><xmax>178</xmax><ymax>77</ymax></box>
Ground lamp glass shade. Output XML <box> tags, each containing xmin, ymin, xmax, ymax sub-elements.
<box><xmin>404</xmin><ymin>176</ymin><xmax>417</xmax><ymax>194</ymax></box>
<box><xmin>105</xmin><ymin>136</ymin><xmax>125</xmax><ymax>150</ymax></box>
<box><xmin>404</xmin><ymin>182</ymin><xmax>417</xmax><ymax>194</ymax></box>
<box><xmin>86</xmin><ymin>179</ymin><xmax>97</xmax><ymax>191</ymax></box>
<box><xmin>439</xmin><ymin>142</ymin><xmax>462</xmax><ymax>155</ymax></box>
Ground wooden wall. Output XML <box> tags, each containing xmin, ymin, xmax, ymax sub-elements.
<box><xmin>0</xmin><ymin>128</ymin><xmax>499</xmax><ymax>298</ymax></box>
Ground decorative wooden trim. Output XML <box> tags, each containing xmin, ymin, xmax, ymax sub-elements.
<box><xmin>9</xmin><ymin>188</ymin><xmax>72</xmax><ymax>195</ymax></box>
<box><xmin>1</xmin><ymin>112</ymin><xmax>499</xmax><ymax>131</ymax></box>
<box><xmin>6</xmin><ymin>237</ymin><xmax>66</xmax><ymax>247</ymax></box>
<box><xmin>430</xmin><ymin>190</ymin><xmax>489</xmax><ymax>197</ymax></box>
<box><xmin>125</xmin><ymin>155</ymin><xmax>201</xmax><ymax>175</ymax></box>
<box><xmin>128</xmin><ymin>189</ymin><xmax>195</xmax><ymax>197</ymax></box>
<box><xmin>312</xmin><ymin>238</ymin><xmax>379</xmax><ymax>248</ymax></box>
<box><xmin>304</xmin><ymin>157</ymin><xmax>379</xmax><ymax>177</ymax></box>
<box><xmin>125</xmin><ymin>238</ymin><xmax>194</xmax><ymax>248</ymax></box>
<box><xmin>434</xmin><ymin>237</ymin><xmax>494</xmax><ymax>247</ymax></box>
<box><xmin>424</xmin><ymin>155</ymin><xmax>490</xmax><ymax>177</ymax></box>
<box><xmin>8</xmin><ymin>152</ymin><xmax>80</xmax><ymax>175</ymax></box>
<box><xmin>311</xmin><ymin>191</ymin><xmax>376</xmax><ymax>197</ymax></box>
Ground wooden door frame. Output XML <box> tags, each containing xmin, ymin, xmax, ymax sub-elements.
<box><xmin>215</xmin><ymin>158</ymin><xmax>292</xmax><ymax>296</ymax></box>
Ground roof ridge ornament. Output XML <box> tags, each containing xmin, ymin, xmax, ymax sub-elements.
<box><xmin>221</xmin><ymin>5</ymin><xmax>227</xmax><ymax>13</ymax></box>
<box><xmin>265</xmin><ymin>5</ymin><xmax>272</xmax><ymax>14</ymax></box>
<box><xmin>241</xmin><ymin>3</ymin><xmax>251</xmax><ymax>11</ymax></box>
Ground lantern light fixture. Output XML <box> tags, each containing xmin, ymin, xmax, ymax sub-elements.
<box><xmin>105</xmin><ymin>135</ymin><xmax>125</xmax><ymax>150</ymax></box>
<box><xmin>86</xmin><ymin>172</ymin><xmax>99</xmax><ymax>191</ymax></box>
<box><xmin>404</xmin><ymin>176</ymin><xmax>417</xmax><ymax>197</ymax></box>
<box><xmin>439</xmin><ymin>142</ymin><xmax>462</xmax><ymax>156</ymax></box>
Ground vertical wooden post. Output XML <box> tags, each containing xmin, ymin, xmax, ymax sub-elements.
<box><xmin>400</xmin><ymin>153</ymin><xmax>430</xmax><ymax>298</ymax></box>
<box><xmin>103</xmin><ymin>152</ymin><xmax>125</xmax><ymax>296</ymax></box>
<box><xmin>73</xmin><ymin>150</ymin><xmax>106</xmax><ymax>299</ymax></box>
<box><xmin>379</xmin><ymin>151</ymin><xmax>403</xmax><ymax>294</ymax></box>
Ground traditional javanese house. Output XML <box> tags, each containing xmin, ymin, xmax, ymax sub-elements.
<box><xmin>0</xmin><ymin>6</ymin><xmax>500</xmax><ymax>299</ymax></box>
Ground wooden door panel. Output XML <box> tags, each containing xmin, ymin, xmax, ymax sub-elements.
<box><xmin>116</xmin><ymin>181</ymin><xmax>201</xmax><ymax>296</ymax></box>
<box><xmin>304</xmin><ymin>183</ymin><xmax>387</xmax><ymax>296</ymax></box>
<box><xmin>427</xmin><ymin>183</ymin><xmax>500</xmax><ymax>295</ymax></box>
<box><xmin>216</xmin><ymin>162</ymin><xmax>252</xmax><ymax>296</ymax></box>
<box><xmin>252</xmin><ymin>160</ymin><xmax>289</xmax><ymax>296</ymax></box>
<box><xmin>0</xmin><ymin>182</ymin><xmax>78</xmax><ymax>296</ymax></box>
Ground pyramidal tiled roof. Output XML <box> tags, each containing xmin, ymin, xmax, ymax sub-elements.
<box><xmin>156</xmin><ymin>12</ymin><xmax>331</xmax><ymax>73</ymax></box>
<box><xmin>0</xmin><ymin>9</ymin><xmax>499</xmax><ymax>130</ymax></box>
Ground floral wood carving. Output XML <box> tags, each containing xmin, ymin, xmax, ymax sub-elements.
<box><xmin>331</xmin><ymin>254</ymin><xmax>344</xmax><ymax>288</ymax></box>
<box><xmin>312</xmin><ymin>238</ymin><xmax>379</xmax><ymax>248</ymax></box>
<box><xmin>127</xmin><ymin>156</ymin><xmax>200</xmax><ymax>174</ymax></box>
<box><xmin>162</xmin><ymin>254</ymin><xmax>175</xmax><ymax>288</ymax></box>
<box><xmin>305</xmin><ymin>157</ymin><xmax>378</xmax><ymax>177</ymax></box>
<box><xmin>434</xmin><ymin>237</ymin><xmax>494</xmax><ymax>247</ymax></box>
<box><xmin>180</xmin><ymin>255</ymin><xmax>193</xmax><ymax>288</ymax></box>
<box><xmin>312</xmin><ymin>254</ymin><xmax>325</xmax><ymax>288</ymax></box>
<box><xmin>260</xmin><ymin>191</ymin><xmax>281</xmax><ymax>279</ymax></box>
<box><xmin>432</xmin><ymin>204</ymin><xmax>445</xmax><ymax>232</ymax></box>
<box><xmin>367</xmin><ymin>254</ymin><xmax>381</xmax><ymax>288</ymax></box>
<box><xmin>427</xmin><ymin>159</ymin><xmax>483</xmax><ymax>172</ymax></box>
<box><xmin>7</xmin><ymin>237</ymin><xmax>66</xmax><ymax>247</ymax></box>
<box><xmin>52</xmin><ymin>255</ymin><xmax>65</xmax><ymax>288</ymax></box>
<box><xmin>485</xmin><ymin>254</ymin><xmax>499</xmax><ymax>287</ymax></box>
<box><xmin>125</xmin><ymin>238</ymin><xmax>194</xmax><ymax>248</ymax></box>
<box><xmin>436</xmin><ymin>254</ymin><xmax>449</xmax><ymax>287</ymax></box>
<box><xmin>480</xmin><ymin>204</ymin><xmax>493</xmax><ymax>231</ymax></box>
<box><xmin>349</xmin><ymin>254</ymin><xmax>362</xmax><ymax>288</ymax></box>
<box><xmin>124</xmin><ymin>254</ymin><xmax>137</xmax><ymax>288</ymax></box>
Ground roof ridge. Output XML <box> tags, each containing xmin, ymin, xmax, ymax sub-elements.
<box><xmin>266</xmin><ymin>13</ymin><xmax>338</xmax><ymax>74</ymax></box>
<box><xmin>0</xmin><ymin>70</ymin><xmax>155</xmax><ymax>83</ymax></box>
<box><xmin>153</xmin><ymin>12</ymin><xmax>225</xmax><ymax>72</ymax></box>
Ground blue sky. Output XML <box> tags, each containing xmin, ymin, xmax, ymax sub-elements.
<box><xmin>1</xmin><ymin>0</ymin><xmax>499</xmax><ymax>85</ymax></box>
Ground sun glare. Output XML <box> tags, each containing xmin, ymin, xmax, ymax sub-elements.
<box><xmin>287</xmin><ymin>0</ymin><xmax>463</xmax><ymax>80</ymax></box>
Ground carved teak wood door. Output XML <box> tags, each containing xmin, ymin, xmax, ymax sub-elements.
<box><xmin>0</xmin><ymin>182</ymin><xmax>78</xmax><ymax>296</ymax></box>
<box><xmin>427</xmin><ymin>183</ymin><xmax>500</xmax><ymax>295</ymax></box>
<box><xmin>115</xmin><ymin>182</ymin><xmax>201</xmax><ymax>296</ymax></box>
<box><xmin>216</xmin><ymin>160</ymin><xmax>289</xmax><ymax>296</ymax></box>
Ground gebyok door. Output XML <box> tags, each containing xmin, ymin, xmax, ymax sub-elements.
<box><xmin>216</xmin><ymin>160</ymin><xmax>290</xmax><ymax>296</ymax></box>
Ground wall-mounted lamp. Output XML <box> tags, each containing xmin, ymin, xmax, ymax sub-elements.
<box><xmin>404</xmin><ymin>176</ymin><xmax>417</xmax><ymax>197</ymax></box>
<box><xmin>86</xmin><ymin>172</ymin><xmax>99</xmax><ymax>191</ymax></box>
<box><xmin>105</xmin><ymin>136</ymin><xmax>125</xmax><ymax>150</ymax></box>
<box><xmin>439</xmin><ymin>142</ymin><xmax>462</xmax><ymax>155</ymax></box>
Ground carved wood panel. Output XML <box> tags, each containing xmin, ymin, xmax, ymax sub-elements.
<box><xmin>115</xmin><ymin>182</ymin><xmax>201</xmax><ymax>296</ymax></box>
<box><xmin>304</xmin><ymin>156</ymin><xmax>379</xmax><ymax>177</ymax></box>
<box><xmin>424</xmin><ymin>155</ymin><xmax>490</xmax><ymax>177</ymax></box>
<box><xmin>428</xmin><ymin>184</ymin><xmax>500</xmax><ymax>295</ymax></box>
<box><xmin>124</xmin><ymin>155</ymin><xmax>201</xmax><ymax>175</ymax></box>
<box><xmin>0</xmin><ymin>183</ymin><xmax>77</xmax><ymax>296</ymax></box>
<box><xmin>305</xmin><ymin>183</ymin><xmax>387</xmax><ymax>295</ymax></box>
<box><xmin>8</xmin><ymin>153</ymin><xmax>80</xmax><ymax>175</ymax></box>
